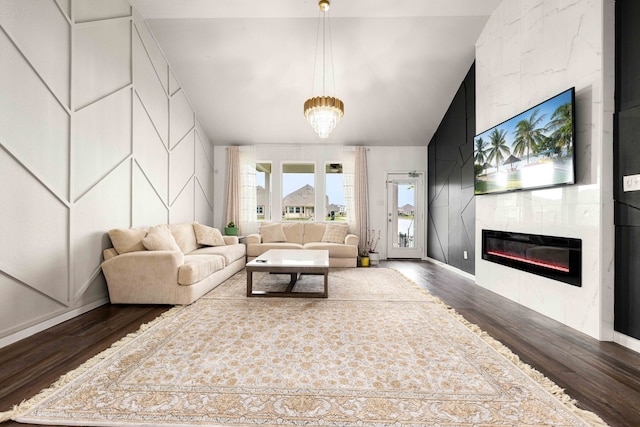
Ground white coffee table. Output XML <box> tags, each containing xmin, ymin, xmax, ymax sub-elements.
<box><xmin>245</xmin><ymin>249</ymin><xmax>329</xmax><ymax>298</ymax></box>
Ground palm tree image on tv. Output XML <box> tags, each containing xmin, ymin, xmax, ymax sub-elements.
<box><xmin>474</xmin><ymin>137</ymin><xmax>490</xmax><ymax>175</ymax></box>
<box><xmin>487</xmin><ymin>128</ymin><xmax>510</xmax><ymax>172</ymax></box>
<box><xmin>513</xmin><ymin>109</ymin><xmax>546</xmax><ymax>164</ymax></box>
<box><xmin>547</xmin><ymin>102</ymin><xmax>574</xmax><ymax>154</ymax></box>
<box><xmin>475</xmin><ymin>137</ymin><xmax>488</xmax><ymax>165</ymax></box>
<box><xmin>474</xmin><ymin>88</ymin><xmax>575</xmax><ymax>195</ymax></box>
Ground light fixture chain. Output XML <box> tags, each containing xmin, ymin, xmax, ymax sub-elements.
<box><xmin>303</xmin><ymin>0</ymin><xmax>344</xmax><ymax>140</ymax></box>
<box><xmin>322</xmin><ymin>7</ymin><xmax>326</xmax><ymax>95</ymax></box>
<box><xmin>327</xmin><ymin>8</ymin><xmax>336</xmax><ymax>97</ymax></box>
<box><xmin>311</xmin><ymin>8</ymin><xmax>322</xmax><ymax>97</ymax></box>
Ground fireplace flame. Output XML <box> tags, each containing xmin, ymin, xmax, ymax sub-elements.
<box><xmin>486</xmin><ymin>250</ymin><xmax>570</xmax><ymax>273</ymax></box>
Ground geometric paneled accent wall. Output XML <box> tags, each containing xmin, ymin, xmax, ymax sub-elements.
<box><xmin>427</xmin><ymin>63</ymin><xmax>476</xmax><ymax>275</ymax></box>
<box><xmin>0</xmin><ymin>0</ymin><xmax>214</xmax><ymax>345</ymax></box>
<box><xmin>614</xmin><ymin>0</ymin><xmax>640</xmax><ymax>340</ymax></box>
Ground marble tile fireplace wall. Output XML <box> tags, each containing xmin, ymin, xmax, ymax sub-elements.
<box><xmin>474</xmin><ymin>0</ymin><xmax>615</xmax><ymax>341</ymax></box>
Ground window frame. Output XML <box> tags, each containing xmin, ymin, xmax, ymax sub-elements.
<box><xmin>255</xmin><ymin>162</ymin><xmax>272</xmax><ymax>221</ymax></box>
<box><xmin>324</xmin><ymin>162</ymin><xmax>346</xmax><ymax>222</ymax></box>
<box><xmin>281</xmin><ymin>162</ymin><xmax>316</xmax><ymax>221</ymax></box>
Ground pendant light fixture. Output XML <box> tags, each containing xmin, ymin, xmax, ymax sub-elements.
<box><xmin>304</xmin><ymin>0</ymin><xmax>344</xmax><ymax>139</ymax></box>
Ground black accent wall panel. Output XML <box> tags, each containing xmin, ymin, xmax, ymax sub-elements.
<box><xmin>427</xmin><ymin>63</ymin><xmax>476</xmax><ymax>275</ymax></box>
<box><xmin>615</xmin><ymin>227</ymin><xmax>640</xmax><ymax>338</ymax></box>
<box><xmin>617</xmin><ymin>0</ymin><xmax>640</xmax><ymax>111</ymax></box>
<box><xmin>615</xmin><ymin>106</ymin><xmax>640</xmax><ymax>209</ymax></box>
<box><xmin>615</xmin><ymin>0</ymin><xmax>640</xmax><ymax>339</ymax></box>
<box><xmin>428</xmin><ymin>142</ymin><xmax>436</xmax><ymax>205</ymax></box>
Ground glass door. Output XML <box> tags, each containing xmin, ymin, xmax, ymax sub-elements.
<box><xmin>387</xmin><ymin>173</ymin><xmax>423</xmax><ymax>259</ymax></box>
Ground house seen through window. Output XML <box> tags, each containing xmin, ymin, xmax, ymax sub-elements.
<box><xmin>258</xmin><ymin>162</ymin><xmax>346</xmax><ymax>222</ymax></box>
<box><xmin>256</xmin><ymin>162</ymin><xmax>271</xmax><ymax>221</ymax></box>
<box><xmin>282</xmin><ymin>163</ymin><xmax>315</xmax><ymax>221</ymax></box>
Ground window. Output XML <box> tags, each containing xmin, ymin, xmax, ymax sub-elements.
<box><xmin>325</xmin><ymin>163</ymin><xmax>346</xmax><ymax>221</ymax></box>
<box><xmin>282</xmin><ymin>163</ymin><xmax>315</xmax><ymax>221</ymax></box>
<box><xmin>256</xmin><ymin>162</ymin><xmax>271</xmax><ymax>221</ymax></box>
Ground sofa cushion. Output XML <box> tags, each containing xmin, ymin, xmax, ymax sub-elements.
<box><xmin>303</xmin><ymin>222</ymin><xmax>327</xmax><ymax>244</ymax></box>
<box><xmin>304</xmin><ymin>242</ymin><xmax>358</xmax><ymax>258</ymax></box>
<box><xmin>321</xmin><ymin>223</ymin><xmax>349</xmax><ymax>243</ymax></box>
<box><xmin>143</xmin><ymin>225</ymin><xmax>181</xmax><ymax>252</ymax></box>
<box><xmin>169</xmin><ymin>223</ymin><xmax>199</xmax><ymax>254</ymax></box>
<box><xmin>281</xmin><ymin>222</ymin><xmax>304</xmax><ymax>244</ymax></box>
<box><xmin>246</xmin><ymin>242</ymin><xmax>303</xmax><ymax>257</ymax></box>
<box><xmin>193</xmin><ymin>223</ymin><xmax>226</xmax><ymax>247</ymax></box>
<box><xmin>260</xmin><ymin>223</ymin><xmax>287</xmax><ymax>243</ymax></box>
<box><xmin>179</xmin><ymin>255</ymin><xmax>226</xmax><ymax>286</ymax></box>
<box><xmin>190</xmin><ymin>244</ymin><xmax>246</xmax><ymax>266</ymax></box>
<box><xmin>222</xmin><ymin>236</ymin><xmax>239</xmax><ymax>245</ymax></box>
<box><xmin>108</xmin><ymin>228</ymin><xmax>147</xmax><ymax>254</ymax></box>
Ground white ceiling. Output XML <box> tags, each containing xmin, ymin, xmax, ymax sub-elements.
<box><xmin>131</xmin><ymin>0</ymin><xmax>502</xmax><ymax>146</ymax></box>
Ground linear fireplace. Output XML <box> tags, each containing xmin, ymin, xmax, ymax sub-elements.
<box><xmin>482</xmin><ymin>230</ymin><xmax>582</xmax><ymax>287</ymax></box>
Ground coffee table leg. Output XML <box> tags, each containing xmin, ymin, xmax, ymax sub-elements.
<box><xmin>247</xmin><ymin>270</ymin><xmax>253</xmax><ymax>297</ymax></box>
<box><xmin>285</xmin><ymin>273</ymin><xmax>298</xmax><ymax>292</ymax></box>
<box><xmin>323</xmin><ymin>271</ymin><xmax>328</xmax><ymax>298</ymax></box>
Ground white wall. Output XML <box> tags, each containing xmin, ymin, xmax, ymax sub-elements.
<box><xmin>475</xmin><ymin>0</ymin><xmax>615</xmax><ymax>340</ymax></box>
<box><xmin>213</xmin><ymin>145</ymin><xmax>427</xmax><ymax>260</ymax></box>
<box><xmin>0</xmin><ymin>0</ymin><xmax>214</xmax><ymax>347</ymax></box>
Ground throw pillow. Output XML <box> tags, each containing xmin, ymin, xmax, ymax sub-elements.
<box><xmin>260</xmin><ymin>223</ymin><xmax>287</xmax><ymax>243</ymax></box>
<box><xmin>193</xmin><ymin>222</ymin><xmax>226</xmax><ymax>246</ymax></box>
<box><xmin>142</xmin><ymin>225</ymin><xmax>182</xmax><ymax>252</ymax></box>
<box><xmin>321</xmin><ymin>223</ymin><xmax>349</xmax><ymax>243</ymax></box>
<box><xmin>108</xmin><ymin>228</ymin><xmax>147</xmax><ymax>254</ymax></box>
<box><xmin>168</xmin><ymin>222</ymin><xmax>198</xmax><ymax>253</ymax></box>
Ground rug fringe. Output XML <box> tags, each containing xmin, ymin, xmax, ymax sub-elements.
<box><xmin>0</xmin><ymin>408</ymin><xmax>16</xmax><ymax>423</ymax></box>
<box><xmin>390</xmin><ymin>268</ymin><xmax>609</xmax><ymax>427</ymax></box>
<box><xmin>8</xmin><ymin>305</ymin><xmax>183</xmax><ymax>421</ymax></box>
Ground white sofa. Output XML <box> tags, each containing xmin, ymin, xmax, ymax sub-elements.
<box><xmin>246</xmin><ymin>222</ymin><xmax>358</xmax><ymax>268</ymax></box>
<box><xmin>101</xmin><ymin>222</ymin><xmax>245</xmax><ymax>305</ymax></box>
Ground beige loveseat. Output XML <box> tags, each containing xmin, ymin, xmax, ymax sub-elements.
<box><xmin>246</xmin><ymin>222</ymin><xmax>358</xmax><ymax>268</ymax></box>
<box><xmin>101</xmin><ymin>222</ymin><xmax>245</xmax><ymax>305</ymax></box>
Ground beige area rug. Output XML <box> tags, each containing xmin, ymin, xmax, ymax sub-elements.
<box><xmin>5</xmin><ymin>268</ymin><xmax>607</xmax><ymax>426</ymax></box>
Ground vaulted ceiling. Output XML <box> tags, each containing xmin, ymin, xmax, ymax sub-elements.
<box><xmin>131</xmin><ymin>0</ymin><xmax>501</xmax><ymax>146</ymax></box>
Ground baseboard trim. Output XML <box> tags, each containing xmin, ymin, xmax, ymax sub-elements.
<box><xmin>613</xmin><ymin>331</ymin><xmax>640</xmax><ymax>353</ymax></box>
<box><xmin>0</xmin><ymin>298</ymin><xmax>110</xmax><ymax>349</ymax></box>
<box><xmin>424</xmin><ymin>257</ymin><xmax>476</xmax><ymax>281</ymax></box>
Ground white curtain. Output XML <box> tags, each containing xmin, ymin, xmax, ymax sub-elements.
<box><xmin>239</xmin><ymin>148</ymin><xmax>258</xmax><ymax>235</ymax></box>
<box><xmin>343</xmin><ymin>146</ymin><xmax>368</xmax><ymax>255</ymax></box>
<box><xmin>343</xmin><ymin>149</ymin><xmax>356</xmax><ymax>231</ymax></box>
<box><xmin>225</xmin><ymin>146</ymin><xmax>258</xmax><ymax>236</ymax></box>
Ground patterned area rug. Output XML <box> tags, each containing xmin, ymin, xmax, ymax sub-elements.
<box><xmin>6</xmin><ymin>268</ymin><xmax>606</xmax><ymax>426</ymax></box>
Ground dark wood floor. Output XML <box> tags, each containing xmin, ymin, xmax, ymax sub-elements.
<box><xmin>1</xmin><ymin>260</ymin><xmax>640</xmax><ymax>426</ymax></box>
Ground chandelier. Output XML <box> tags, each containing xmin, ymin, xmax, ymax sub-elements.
<box><xmin>304</xmin><ymin>0</ymin><xmax>344</xmax><ymax>139</ymax></box>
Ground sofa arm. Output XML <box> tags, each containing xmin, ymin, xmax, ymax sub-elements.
<box><xmin>103</xmin><ymin>248</ymin><xmax>119</xmax><ymax>261</ymax></box>
<box><xmin>223</xmin><ymin>236</ymin><xmax>239</xmax><ymax>245</ymax></box>
<box><xmin>246</xmin><ymin>233</ymin><xmax>262</xmax><ymax>245</ymax></box>
<box><xmin>345</xmin><ymin>234</ymin><xmax>359</xmax><ymax>246</ymax></box>
<box><xmin>101</xmin><ymin>251</ymin><xmax>185</xmax><ymax>303</ymax></box>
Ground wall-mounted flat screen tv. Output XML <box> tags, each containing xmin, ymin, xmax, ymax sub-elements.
<box><xmin>474</xmin><ymin>87</ymin><xmax>576</xmax><ymax>195</ymax></box>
